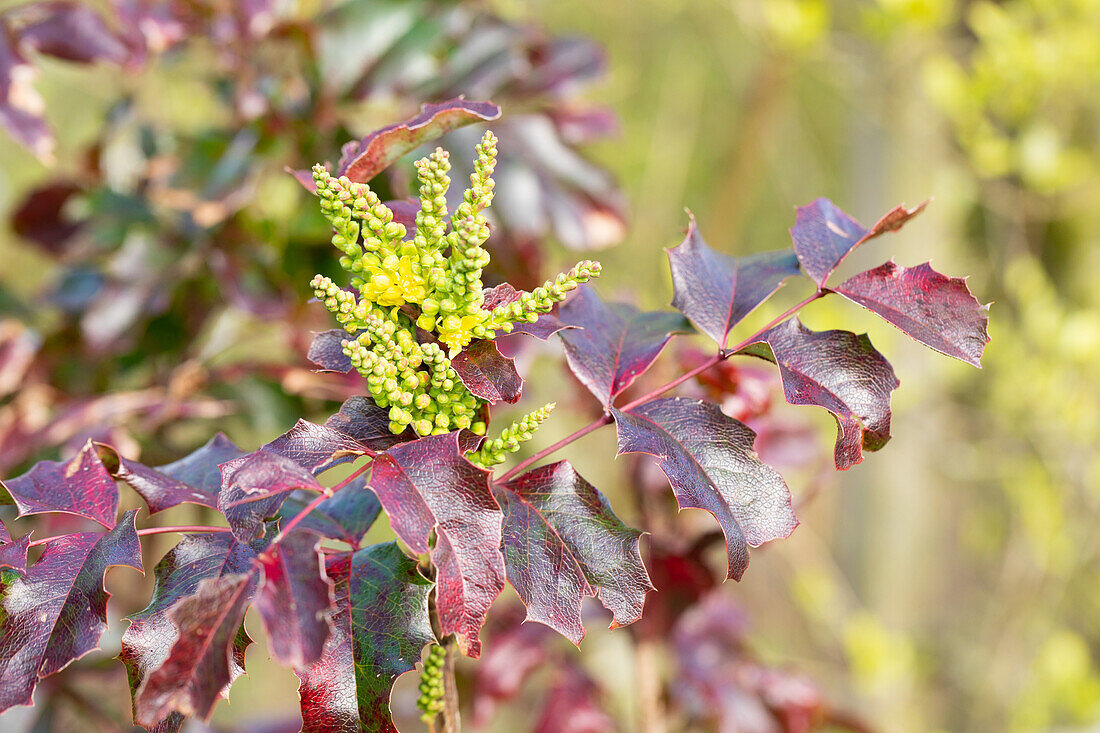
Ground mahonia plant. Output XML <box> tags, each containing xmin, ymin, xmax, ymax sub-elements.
<box><xmin>0</xmin><ymin>108</ymin><xmax>990</xmax><ymax>733</ymax></box>
<box><xmin>309</xmin><ymin>131</ymin><xmax>598</xmax><ymax>440</ymax></box>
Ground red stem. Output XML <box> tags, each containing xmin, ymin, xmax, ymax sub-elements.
<box><xmin>497</xmin><ymin>290</ymin><xmax>824</xmax><ymax>483</ymax></box>
<box><xmin>271</xmin><ymin>461</ymin><xmax>372</xmax><ymax>545</ymax></box>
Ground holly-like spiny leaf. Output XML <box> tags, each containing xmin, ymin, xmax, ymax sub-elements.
<box><xmin>219</xmin><ymin>449</ymin><xmax>325</xmax><ymax>543</ymax></box>
<box><xmin>104</xmin><ymin>432</ymin><xmax>248</xmax><ymax>513</ymax></box>
<box><xmin>120</xmin><ymin>532</ymin><xmax>259</xmax><ymax>732</ymax></box>
<box><xmin>276</xmin><ymin>476</ymin><xmax>382</xmax><ymax>549</ymax></box>
<box><xmin>559</xmin><ymin>287</ymin><xmax>691</xmax><ymax>406</ymax></box>
<box><xmin>368</xmin><ymin>433</ymin><xmax>504</xmax><ymax>657</ymax></box>
<box><xmin>0</xmin><ymin>519</ymin><xmax>30</xmax><ymax>574</ymax></box>
<box><xmin>791</xmin><ymin>197</ymin><xmax>927</xmax><ymax>287</ymax></box>
<box><xmin>612</xmin><ymin>398</ymin><xmax>797</xmax><ymax>580</ymax></box>
<box><xmin>255</xmin><ymin>530</ymin><xmax>334</xmax><ymax>669</ymax></box>
<box><xmin>667</xmin><ymin>212</ymin><xmax>801</xmax><ymax>348</ymax></box>
<box><xmin>134</xmin><ymin>573</ymin><xmax>256</xmax><ymax>727</ymax></box>
<box><xmin>0</xmin><ymin>510</ymin><xmax>142</xmax><ymax>712</ymax></box>
<box><xmin>495</xmin><ymin>461</ymin><xmax>651</xmax><ymax>644</ymax></box>
<box><xmin>831</xmin><ymin>260</ymin><xmax>990</xmax><ymax>367</ymax></box>
<box><xmin>740</xmin><ymin>318</ymin><xmax>899</xmax><ymax>470</ymax></box>
<box><xmin>323</xmin><ymin>395</ymin><xmax>414</xmax><ymax>454</ymax></box>
<box><xmin>0</xmin><ymin>439</ymin><xmax>118</xmax><ymax>527</ymax></box>
<box><xmin>297</xmin><ymin>543</ymin><xmax>435</xmax><ymax>733</ymax></box>
<box><xmin>451</xmin><ymin>340</ymin><xmax>523</xmax><ymax>404</ymax></box>
<box><xmin>308</xmin><ymin>329</ymin><xmax>355</xmax><ymax>373</ymax></box>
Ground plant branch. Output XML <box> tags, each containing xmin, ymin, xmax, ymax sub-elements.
<box><xmin>440</xmin><ymin>636</ymin><xmax>461</xmax><ymax>733</ymax></box>
<box><xmin>498</xmin><ymin>290</ymin><xmax>825</xmax><ymax>483</ymax></box>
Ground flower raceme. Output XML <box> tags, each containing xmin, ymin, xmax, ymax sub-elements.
<box><xmin>311</xmin><ymin>130</ymin><xmax>600</xmax><ymax>436</ymax></box>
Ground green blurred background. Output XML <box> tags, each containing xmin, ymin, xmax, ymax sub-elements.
<box><xmin>1</xmin><ymin>0</ymin><xmax>1098</xmax><ymax>731</ymax></box>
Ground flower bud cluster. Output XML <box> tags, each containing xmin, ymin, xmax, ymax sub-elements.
<box><xmin>310</xmin><ymin>131</ymin><xmax>601</xmax><ymax>436</ymax></box>
<box><xmin>467</xmin><ymin>403</ymin><xmax>556</xmax><ymax>468</ymax></box>
<box><xmin>417</xmin><ymin>643</ymin><xmax>446</xmax><ymax>722</ymax></box>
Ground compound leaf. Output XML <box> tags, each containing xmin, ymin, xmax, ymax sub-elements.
<box><xmin>559</xmin><ymin>287</ymin><xmax>690</xmax><ymax>406</ymax></box>
<box><xmin>832</xmin><ymin>260</ymin><xmax>990</xmax><ymax>367</ymax></box>
<box><xmin>668</xmin><ymin>213</ymin><xmax>801</xmax><ymax>348</ymax></box>
<box><xmin>495</xmin><ymin>461</ymin><xmax>651</xmax><ymax>644</ymax></box>
<box><xmin>740</xmin><ymin>318</ymin><xmax>899</xmax><ymax>469</ymax></box>
<box><xmin>0</xmin><ymin>510</ymin><xmax>142</xmax><ymax>711</ymax></box>
<box><xmin>791</xmin><ymin>198</ymin><xmax>927</xmax><ymax>287</ymax></box>
<box><xmin>612</xmin><ymin>398</ymin><xmax>797</xmax><ymax>580</ymax></box>
<box><xmin>368</xmin><ymin>433</ymin><xmax>503</xmax><ymax>657</ymax></box>
<box><xmin>297</xmin><ymin>543</ymin><xmax>435</xmax><ymax>733</ymax></box>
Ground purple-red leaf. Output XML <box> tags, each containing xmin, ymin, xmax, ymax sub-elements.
<box><xmin>276</xmin><ymin>477</ymin><xmax>381</xmax><ymax>548</ymax></box>
<box><xmin>0</xmin><ymin>520</ymin><xmax>30</xmax><ymax>573</ymax></box>
<box><xmin>368</xmin><ymin>433</ymin><xmax>503</xmax><ymax>657</ymax></box>
<box><xmin>612</xmin><ymin>398</ymin><xmax>797</xmax><ymax>580</ymax></box>
<box><xmin>0</xmin><ymin>27</ymin><xmax>53</xmax><ymax>162</ymax></box>
<box><xmin>495</xmin><ymin>461</ymin><xmax>651</xmax><ymax>644</ymax></box>
<box><xmin>482</xmin><ymin>283</ymin><xmax>572</xmax><ymax>340</ymax></box>
<box><xmin>740</xmin><ymin>318</ymin><xmax>900</xmax><ymax>469</ymax></box>
<box><xmin>297</xmin><ymin>543</ymin><xmax>435</xmax><ymax>733</ymax></box>
<box><xmin>832</xmin><ymin>260</ymin><xmax>990</xmax><ymax>367</ymax></box>
<box><xmin>106</xmin><ymin>432</ymin><xmax>247</xmax><ymax>513</ymax></box>
<box><xmin>324</xmin><ymin>396</ymin><xmax>413</xmax><ymax>454</ymax></box>
<box><xmin>559</xmin><ymin>288</ymin><xmax>691</xmax><ymax>406</ymax></box>
<box><xmin>338</xmin><ymin>98</ymin><xmax>501</xmax><ymax>183</ymax></box>
<box><xmin>17</xmin><ymin>2</ymin><xmax>130</xmax><ymax>65</ymax></box>
<box><xmin>219</xmin><ymin>449</ymin><xmax>324</xmax><ymax>542</ymax></box>
<box><xmin>134</xmin><ymin>573</ymin><xmax>255</xmax><ymax>727</ymax></box>
<box><xmin>451</xmin><ymin>340</ymin><xmax>523</xmax><ymax>404</ymax></box>
<box><xmin>0</xmin><ymin>439</ymin><xmax>118</xmax><ymax>527</ymax></box>
<box><xmin>0</xmin><ymin>510</ymin><xmax>142</xmax><ymax>711</ymax></box>
<box><xmin>668</xmin><ymin>213</ymin><xmax>801</xmax><ymax>348</ymax></box>
<box><xmin>120</xmin><ymin>533</ymin><xmax>258</xmax><ymax>731</ymax></box>
<box><xmin>791</xmin><ymin>198</ymin><xmax>927</xmax><ymax>287</ymax></box>
<box><xmin>307</xmin><ymin>329</ymin><xmax>355</xmax><ymax>373</ymax></box>
<box><xmin>256</xmin><ymin>531</ymin><xmax>334</xmax><ymax>668</ymax></box>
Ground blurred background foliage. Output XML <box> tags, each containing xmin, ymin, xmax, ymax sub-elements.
<box><xmin>0</xmin><ymin>0</ymin><xmax>1098</xmax><ymax>731</ymax></box>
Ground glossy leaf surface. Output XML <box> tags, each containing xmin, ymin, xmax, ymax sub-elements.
<box><xmin>0</xmin><ymin>511</ymin><xmax>142</xmax><ymax>711</ymax></box>
<box><xmin>369</xmin><ymin>433</ymin><xmax>503</xmax><ymax>656</ymax></box>
<box><xmin>791</xmin><ymin>198</ymin><xmax>927</xmax><ymax>286</ymax></box>
<box><xmin>668</xmin><ymin>213</ymin><xmax>801</xmax><ymax>347</ymax></box>
<box><xmin>612</xmin><ymin>398</ymin><xmax>797</xmax><ymax>580</ymax></box>
<box><xmin>297</xmin><ymin>543</ymin><xmax>434</xmax><ymax>733</ymax></box>
<box><xmin>496</xmin><ymin>461</ymin><xmax>651</xmax><ymax>643</ymax></box>
<box><xmin>559</xmin><ymin>287</ymin><xmax>691</xmax><ymax>406</ymax></box>
<box><xmin>741</xmin><ymin>318</ymin><xmax>900</xmax><ymax>469</ymax></box>
<box><xmin>451</xmin><ymin>340</ymin><xmax>523</xmax><ymax>404</ymax></box>
<box><xmin>833</xmin><ymin>260</ymin><xmax>990</xmax><ymax>367</ymax></box>
<box><xmin>0</xmin><ymin>519</ymin><xmax>29</xmax><ymax>573</ymax></box>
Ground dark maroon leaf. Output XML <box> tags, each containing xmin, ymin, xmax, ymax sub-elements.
<box><xmin>369</xmin><ymin>433</ymin><xmax>503</xmax><ymax>657</ymax></box>
<box><xmin>121</xmin><ymin>533</ymin><xmax>259</xmax><ymax>731</ymax></box>
<box><xmin>495</xmin><ymin>461</ymin><xmax>651</xmax><ymax>644</ymax></box>
<box><xmin>482</xmin><ymin>283</ymin><xmax>572</xmax><ymax>340</ymax></box>
<box><xmin>612</xmin><ymin>398</ymin><xmax>797</xmax><ymax>580</ymax></box>
<box><xmin>559</xmin><ymin>287</ymin><xmax>691</xmax><ymax>406</ymax></box>
<box><xmin>256</xmin><ymin>531</ymin><xmax>334</xmax><ymax>668</ymax></box>
<box><xmin>0</xmin><ymin>510</ymin><xmax>142</xmax><ymax>711</ymax></box>
<box><xmin>0</xmin><ymin>520</ymin><xmax>30</xmax><ymax>573</ymax></box>
<box><xmin>105</xmin><ymin>432</ymin><xmax>247</xmax><ymax>513</ymax></box>
<box><xmin>740</xmin><ymin>318</ymin><xmax>900</xmax><ymax>469</ymax></box>
<box><xmin>0</xmin><ymin>439</ymin><xmax>118</xmax><ymax>527</ymax></box>
<box><xmin>276</xmin><ymin>477</ymin><xmax>381</xmax><ymax>548</ymax></box>
<box><xmin>134</xmin><ymin>573</ymin><xmax>255</xmax><ymax>727</ymax></box>
<box><xmin>832</xmin><ymin>260</ymin><xmax>990</xmax><ymax>367</ymax></box>
<box><xmin>0</xmin><ymin>26</ymin><xmax>53</xmax><ymax>162</ymax></box>
<box><xmin>18</xmin><ymin>3</ymin><xmax>130</xmax><ymax>65</ymax></box>
<box><xmin>668</xmin><ymin>213</ymin><xmax>801</xmax><ymax>348</ymax></box>
<box><xmin>324</xmin><ymin>396</ymin><xmax>412</xmax><ymax>454</ymax></box>
<box><xmin>219</xmin><ymin>450</ymin><xmax>324</xmax><ymax>542</ymax></box>
<box><xmin>338</xmin><ymin>98</ymin><xmax>501</xmax><ymax>183</ymax></box>
<box><xmin>263</xmin><ymin>420</ymin><xmax>373</xmax><ymax>474</ymax></box>
<box><xmin>451</xmin><ymin>340</ymin><xmax>523</xmax><ymax>404</ymax></box>
<box><xmin>791</xmin><ymin>198</ymin><xmax>928</xmax><ymax>287</ymax></box>
<box><xmin>534</xmin><ymin>665</ymin><xmax>618</xmax><ymax>733</ymax></box>
<box><xmin>307</xmin><ymin>329</ymin><xmax>354</xmax><ymax>373</ymax></box>
<box><xmin>10</xmin><ymin>181</ymin><xmax>83</xmax><ymax>253</ymax></box>
<box><xmin>297</xmin><ymin>543</ymin><xmax>435</xmax><ymax>733</ymax></box>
